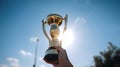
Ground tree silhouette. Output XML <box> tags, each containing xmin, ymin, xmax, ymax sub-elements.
<box><xmin>93</xmin><ymin>42</ymin><xmax>120</xmax><ymax>67</ymax></box>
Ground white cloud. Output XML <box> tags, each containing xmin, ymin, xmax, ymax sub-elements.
<box><xmin>30</xmin><ymin>37</ymin><xmax>39</xmax><ymax>43</ymax></box>
<box><xmin>75</xmin><ymin>17</ymin><xmax>80</xmax><ymax>23</ymax></box>
<box><xmin>75</xmin><ymin>17</ymin><xmax>87</xmax><ymax>24</ymax></box>
<box><xmin>19</xmin><ymin>50</ymin><xmax>32</xmax><ymax>57</ymax></box>
<box><xmin>7</xmin><ymin>57</ymin><xmax>20</xmax><ymax>67</ymax></box>
<box><xmin>0</xmin><ymin>64</ymin><xmax>8</xmax><ymax>67</ymax></box>
<box><xmin>10</xmin><ymin>62</ymin><xmax>20</xmax><ymax>67</ymax></box>
<box><xmin>7</xmin><ymin>57</ymin><xmax>19</xmax><ymax>63</ymax></box>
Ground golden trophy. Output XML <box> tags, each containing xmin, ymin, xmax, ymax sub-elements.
<box><xmin>42</xmin><ymin>14</ymin><xmax>67</xmax><ymax>63</ymax></box>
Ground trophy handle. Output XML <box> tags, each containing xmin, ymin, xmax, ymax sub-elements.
<box><xmin>63</xmin><ymin>14</ymin><xmax>68</xmax><ymax>33</ymax></box>
<box><xmin>42</xmin><ymin>20</ymin><xmax>51</xmax><ymax>40</ymax></box>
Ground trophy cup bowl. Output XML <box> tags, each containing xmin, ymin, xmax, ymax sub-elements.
<box><xmin>47</xmin><ymin>14</ymin><xmax>63</xmax><ymax>26</ymax></box>
<box><xmin>42</xmin><ymin>14</ymin><xmax>67</xmax><ymax>63</ymax></box>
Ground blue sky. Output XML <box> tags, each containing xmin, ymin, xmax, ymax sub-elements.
<box><xmin>0</xmin><ymin>0</ymin><xmax>120</xmax><ymax>67</ymax></box>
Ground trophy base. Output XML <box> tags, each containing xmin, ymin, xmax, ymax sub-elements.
<box><xmin>44</xmin><ymin>54</ymin><xmax>58</xmax><ymax>63</ymax></box>
<box><xmin>43</xmin><ymin>47</ymin><xmax>58</xmax><ymax>63</ymax></box>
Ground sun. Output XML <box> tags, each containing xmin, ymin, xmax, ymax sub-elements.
<box><xmin>58</xmin><ymin>29</ymin><xmax>74</xmax><ymax>48</ymax></box>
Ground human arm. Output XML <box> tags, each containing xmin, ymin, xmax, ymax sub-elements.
<box><xmin>53</xmin><ymin>46</ymin><xmax>73</xmax><ymax>67</ymax></box>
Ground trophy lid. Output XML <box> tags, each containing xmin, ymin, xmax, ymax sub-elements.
<box><xmin>47</xmin><ymin>14</ymin><xmax>63</xmax><ymax>26</ymax></box>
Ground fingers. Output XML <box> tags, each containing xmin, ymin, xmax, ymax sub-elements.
<box><xmin>54</xmin><ymin>46</ymin><xmax>67</xmax><ymax>57</ymax></box>
<box><xmin>54</xmin><ymin>46</ymin><xmax>65</xmax><ymax>55</ymax></box>
<box><xmin>54</xmin><ymin>46</ymin><xmax>68</xmax><ymax>61</ymax></box>
<box><xmin>54</xmin><ymin>46</ymin><xmax>65</xmax><ymax>52</ymax></box>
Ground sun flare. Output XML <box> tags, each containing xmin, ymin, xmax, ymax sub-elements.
<box><xmin>58</xmin><ymin>29</ymin><xmax>74</xmax><ymax>48</ymax></box>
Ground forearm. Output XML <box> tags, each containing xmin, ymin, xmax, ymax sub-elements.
<box><xmin>60</xmin><ymin>60</ymin><xmax>73</xmax><ymax>67</ymax></box>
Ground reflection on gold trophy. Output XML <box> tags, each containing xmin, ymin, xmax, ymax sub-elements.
<box><xmin>42</xmin><ymin>14</ymin><xmax>67</xmax><ymax>63</ymax></box>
